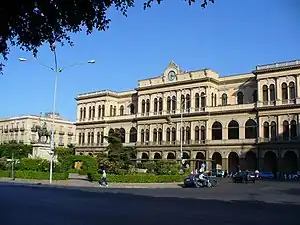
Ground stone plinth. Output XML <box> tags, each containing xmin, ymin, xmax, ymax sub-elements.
<box><xmin>30</xmin><ymin>143</ymin><xmax>58</xmax><ymax>162</ymax></box>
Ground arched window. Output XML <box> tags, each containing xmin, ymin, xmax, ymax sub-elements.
<box><xmin>153</xmin><ymin>129</ymin><xmax>158</xmax><ymax>142</ymax></box>
<box><xmin>142</xmin><ymin>100</ymin><xmax>146</xmax><ymax>114</ymax></box>
<box><xmin>119</xmin><ymin>128</ymin><xmax>125</xmax><ymax>143</ymax></box>
<box><xmin>291</xmin><ymin>120</ymin><xmax>297</xmax><ymax>139</ymax></box>
<box><xmin>252</xmin><ymin>90</ymin><xmax>258</xmax><ymax>103</ymax></box>
<box><xmin>214</xmin><ymin>94</ymin><xmax>217</xmax><ymax>106</ymax></box>
<box><xmin>159</xmin><ymin>97</ymin><xmax>163</xmax><ymax>113</ymax></box>
<box><xmin>270</xmin><ymin>121</ymin><xmax>277</xmax><ymax>140</ymax></box>
<box><xmin>181</xmin><ymin>94</ymin><xmax>185</xmax><ymax>110</ymax></box>
<box><xmin>154</xmin><ymin>98</ymin><xmax>158</xmax><ymax>113</ymax></box>
<box><xmin>146</xmin><ymin>99</ymin><xmax>150</xmax><ymax>113</ymax></box>
<box><xmin>92</xmin><ymin>106</ymin><xmax>95</xmax><ymax>118</ymax></box>
<box><xmin>195</xmin><ymin>93</ymin><xmax>200</xmax><ymax>111</ymax></box>
<box><xmin>237</xmin><ymin>92</ymin><xmax>244</xmax><ymax>104</ymax></box>
<box><xmin>282</xmin><ymin>82</ymin><xmax>288</xmax><ymax>102</ymax></box>
<box><xmin>130</xmin><ymin>104</ymin><xmax>135</xmax><ymax>114</ymax></box>
<box><xmin>269</xmin><ymin>84</ymin><xmax>275</xmax><ymax>102</ymax></box>
<box><xmin>167</xmin><ymin>96</ymin><xmax>171</xmax><ymax>113</ymax></box>
<box><xmin>89</xmin><ymin>106</ymin><xmax>92</xmax><ymax>119</ymax></box>
<box><xmin>87</xmin><ymin>132</ymin><xmax>90</xmax><ymax>144</ymax></box>
<box><xmin>78</xmin><ymin>133</ymin><xmax>82</xmax><ymax>144</ymax></box>
<box><xmin>172</xmin><ymin>96</ymin><xmax>177</xmax><ymax>112</ymax></box>
<box><xmin>245</xmin><ymin>119</ymin><xmax>257</xmax><ymax>139</ymax></box>
<box><xmin>186</xmin><ymin>126</ymin><xmax>191</xmax><ymax>143</ymax></box>
<box><xmin>212</xmin><ymin>122</ymin><xmax>222</xmax><ymax>140</ymax></box>
<box><xmin>200</xmin><ymin>92</ymin><xmax>206</xmax><ymax>109</ymax></box>
<box><xmin>228</xmin><ymin>120</ymin><xmax>239</xmax><ymax>139</ymax></box>
<box><xmin>141</xmin><ymin>129</ymin><xmax>145</xmax><ymax>143</ymax></box>
<box><xmin>166</xmin><ymin>128</ymin><xmax>171</xmax><ymax>142</ymax></box>
<box><xmin>97</xmin><ymin>132</ymin><xmax>100</xmax><ymax>145</ymax></box>
<box><xmin>186</xmin><ymin>94</ymin><xmax>191</xmax><ymax>112</ymax></box>
<box><xmin>110</xmin><ymin>105</ymin><xmax>113</xmax><ymax>116</ymax></box>
<box><xmin>158</xmin><ymin>128</ymin><xmax>163</xmax><ymax>143</ymax></box>
<box><xmin>91</xmin><ymin>132</ymin><xmax>94</xmax><ymax>144</ymax></box>
<box><xmin>129</xmin><ymin>127</ymin><xmax>137</xmax><ymax>142</ymax></box>
<box><xmin>120</xmin><ymin>105</ymin><xmax>124</xmax><ymax>116</ymax></box>
<box><xmin>263</xmin><ymin>122</ymin><xmax>269</xmax><ymax>138</ymax></box>
<box><xmin>262</xmin><ymin>85</ymin><xmax>268</xmax><ymax>103</ymax></box>
<box><xmin>201</xmin><ymin>126</ymin><xmax>206</xmax><ymax>141</ymax></box>
<box><xmin>83</xmin><ymin>107</ymin><xmax>86</xmax><ymax>118</ymax></box>
<box><xmin>289</xmin><ymin>82</ymin><xmax>296</xmax><ymax>103</ymax></box>
<box><xmin>82</xmin><ymin>132</ymin><xmax>85</xmax><ymax>144</ymax></box>
<box><xmin>181</xmin><ymin>127</ymin><xmax>185</xmax><ymax>142</ymax></box>
<box><xmin>171</xmin><ymin>127</ymin><xmax>176</xmax><ymax>142</ymax></box>
<box><xmin>108</xmin><ymin>128</ymin><xmax>114</xmax><ymax>137</ymax></box>
<box><xmin>222</xmin><ymin>93</ymin><xmax>227</xmax><ymax>106</ymax></box>
<box><xmin>80</xmin><ymin>108</ymin><xmax>83</xmax><ymax>120</ymax></box>
<box><xmin>283</xmin><ymin>120</ymin><xmax>289</xmax><ymax>140</ymax></box>
<box><xmin>195</xmin><ymin>126</ymin><xmax>199</xmax><ymax>141</ymax></box>
<box><xmin>98</xmin><ymin>105</ymin><xmax>101</xmax><ymax>118</ymax></box>
<box><xmin>101</xmin><ymin>105</ymin><xmax>105</xmax><ymax>117</ymax></box>
<box><xmin>145</xmin><ymin>129</ymin><xmax>150</xmax><ymax>142</ymax></box>
<box><xmin>113</xmin><ymin>106</ymin><xmax>116</xmax><ymax>116</ymax></box>
<box><xmin>211</xmin><ymin>93</ymin><xmax>214</xmax><ymax>106</ymax></box>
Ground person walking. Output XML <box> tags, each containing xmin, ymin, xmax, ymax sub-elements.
<box><xmin>100</xmin><ymin>169</ymin><xmax>108</xmax><ymax>187</ymax></box>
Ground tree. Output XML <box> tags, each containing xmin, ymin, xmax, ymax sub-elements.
<box><xmin>0</xmin><ymin>0</ymin><xmax>214</xmax><ymax>73</ymax></box>
<box><xmin>0</xmin><ymin>142</ymin><xmax>32</xmax><ymax>159</ymax></box>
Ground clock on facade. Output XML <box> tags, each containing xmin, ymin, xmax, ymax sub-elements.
<box><xmin>168</xmin><ymin>70</ymin><xmax>176</xmax><ymax>81</ymax></box>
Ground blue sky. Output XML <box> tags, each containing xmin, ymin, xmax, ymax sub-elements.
<box><xmin>0</xmin><ymin>0</ymin><xmax>299</xmax><ymax>121</ymax></box>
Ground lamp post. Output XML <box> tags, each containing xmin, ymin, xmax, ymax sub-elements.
<box><xmin>19</xmin><ymin>44</ymin><xmax>95</xmax><ymax>184</ymax></box>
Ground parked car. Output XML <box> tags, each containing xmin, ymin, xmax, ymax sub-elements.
<box><xmin>232</xmin><ymin>171</ymin><xmax>255</xmax><ymax>183</ymax></box>
<box><xmin>259</xmin><ymin>172</ymin><xmax>274</xmax><ymax>180</ymax></box>
<box><xmin>211</xmin><ymin>169</ymin><xmax>224</xmax><ymax>177</ymax></box>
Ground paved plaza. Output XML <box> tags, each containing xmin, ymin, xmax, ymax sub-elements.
<box><xmin>1</xmin><ymin>179</ymin><xmax>299</xmax><ymax>225</ymax></box>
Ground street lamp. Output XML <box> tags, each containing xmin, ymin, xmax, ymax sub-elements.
<box><xmin>19</xmin><ymin>44</ymin><xmax>95</xmax><ymax>184</ymax></box>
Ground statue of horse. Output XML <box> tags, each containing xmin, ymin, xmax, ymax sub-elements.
<box><xmin>36</xmin><ymin>124</ymin><xmax>51</xmax><ymax>143</ymax></box>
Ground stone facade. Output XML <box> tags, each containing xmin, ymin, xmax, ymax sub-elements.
<box><xmin>0</xmin><ymin>113</ymin><xmax>76</xmax><ymax>147</ymax></box>
<box><xmin>75</xmin><ymin>60</ymin><xmax>300</xmax><ymax>173</ymax></box>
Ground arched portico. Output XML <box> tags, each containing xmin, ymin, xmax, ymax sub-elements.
<box><xmin>228</xmin><ymin>152</ymin><xmax>239</xmax><ymax>173</ymax></box>
<box><xmin>264</xmin><ymin>151</ymin><xmax>278</xmax><ymax>172</ymax></box>
<box><xmin>212</xmin><ymin>152</ymin><xmax>222</xmax><ymax>170</ymax></box>
<box><xmin>283</xmin><ymin>151</ymin><xmax>297</xmax><ymax>173</ymax></box>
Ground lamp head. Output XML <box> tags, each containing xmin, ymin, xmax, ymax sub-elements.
<box><xmin>88</xmin><ymin>60</ymin><xmax>96</xmax><ymax>64</ymax></box>
<box><xmin>19</xmin><ymin>58</ymin><xmax>27</xmax><ymax>62</ymax></box>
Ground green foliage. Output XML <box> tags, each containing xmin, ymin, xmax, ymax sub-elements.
<box><xmin>0</xmin><ymin>143</ymin><xmax>32</xmax><ymax>159</ymax></box>
<box><xmin>61</xmin><ymin>155</ymin><xmax>98</xmax><ymax>175</ymax></box>
<box><xmin>0</xmin><ymin>0</ymin><xmax>213</xmax><ymax>73</ymax></box>
<box><xmin>17</xmin><ymin>158</ymin><xmax>50</xmax><ymax>172</ymax></box>
<box><xmin>140</xmin><ymin>160</ymin><xmax>180</xmax><ymax>175</ymax></box>
<box><xmin>88</xmin><ymin>174</ymin><xmax>184</xmax><ymax>183</ymax></box>
<box><xmin>55</xmin><ymin>147</ymin><xmax>74</xmax><ymax>162</ymax></box>
<box><xmin>98</xmin><ymin>130</ymin><xmax>136</xmax><ymax>173</ymax></box>
<box><xmin>0</xmin><ymin>158</ymin><xmax>8</xmax><ymax>170</ymax></box>
<box><xmin>0</xmin><ymin>170</ymin><xmax>68</xmax><ymax>180</ymax></box>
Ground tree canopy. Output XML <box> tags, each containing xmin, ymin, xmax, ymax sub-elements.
<box><xmin>0</xmin><ymin>0</ymin><xmax>214</xmax><ymax>73</ymax></box>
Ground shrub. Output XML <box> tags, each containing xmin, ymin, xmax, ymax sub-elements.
<box><xmin>0</xmin><ymin>170</ymin><xmax>68</xmax><ymax>180</ymax></box>
<box><xmin>88</xmin><ymin>174</ymin><xmax>184</xmax><ymax>183</ymax></box>
<box><xmin>61</xmin><ymin>155</ymin><xmax>98</xmax><ymax>175</ymax></box>
<box><xmin>17</xmin><ymin>158</ymin><xmax>50</xmax><ymax>172</ymax></box>
<box><xmin>55</xmin><ymin>147</ymin><xmax>74</xmax><ymax>162</ymax></box>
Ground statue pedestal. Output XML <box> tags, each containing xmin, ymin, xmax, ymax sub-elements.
<box><xmin>30</xmin><ymin>143</ymin><xmax>58</xmax><ymax>162</ymax></box>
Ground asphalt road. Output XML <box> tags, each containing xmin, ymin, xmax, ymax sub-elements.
<box><xmin>1</xmin><ymin>180</ymin><xmax>299</xmax><ymax>225</ymax></box>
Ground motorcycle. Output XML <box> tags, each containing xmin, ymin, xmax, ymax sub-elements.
<box><xmin>194</xmin><ymin>177</ymin><xmax>217</xmax><ymax>188</ymax></box>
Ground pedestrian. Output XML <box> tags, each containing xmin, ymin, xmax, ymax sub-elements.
<box><xmin>101</xmin><ymin>169</ymin><xmax>108</xmax><ymax>187</ymax></box>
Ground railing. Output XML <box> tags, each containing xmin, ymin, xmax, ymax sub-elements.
<box><xmin>256</xmin><ymin>60</ymin><xmax>300</xmax><ymax>70</ymax></box>
<box><xmin>258</xmin><ymin>137</ymin><xmax>300</xmax><ymax>143</ymax></box>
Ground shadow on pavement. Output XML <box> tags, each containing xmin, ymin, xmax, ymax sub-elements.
<box><xmin>278</xmin><ymin>188</ymin><xmax>300</xmax><ymax>196</ymax></box>
<box><xmin>1</xmin><ymin>183</ymin><xmax>299</xmax><ymax>225</ymax></box>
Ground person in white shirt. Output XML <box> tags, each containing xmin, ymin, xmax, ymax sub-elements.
<box><xmin>198</xmin><ymin>172</ymin><xmax>207</xmax><ymax>186</ymax></box>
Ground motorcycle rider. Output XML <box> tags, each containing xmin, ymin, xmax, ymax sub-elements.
<box><xmin>198</xmin><ymin>172</ymin><xmax>208</xmax><ymax>186</ymax></box>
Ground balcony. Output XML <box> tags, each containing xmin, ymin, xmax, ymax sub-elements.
<box><xmin>258</xmin><ymin>136</ymin><xmax>300</xmax><ymax>143</ymax></box>
<box><xmin>59</xmin><ymin>131</ymin><xmax>65</xmax><ymax>135</ymax></box>
<box><xmin>4</xmin><ymin>129</ymin><xmax>8</xmax><ymax>133</ymax></box>
<box><xmin>14</xmin><ymin>128</ymin><xmax>19</xmax><ymax>132</ymax></box>
<box><xmin>9</xmin><ymin>128</ymin><xmax>14</xmax><ymax>132</ymax></box>
<box><xmin>20</xmin><ymin>127</ymin><xmax>25</xmax><ymax>132</ymax></box>
<box><xmin>31</xmin><ymin>127</ymin><xmax>37</xmax><ymax>132</ymax></box>
<box><xmin>256</xmin><ymin>60</ymin><xmax>300</xmax><ymax>71</ymax></box>
<box><xmin>206</xmin><ymin>103</ymin><xmax>255</xmax><ymax>112</ymax></box>
<box><xmin>68</xmin><ymin>132</ymin><xmax>74</xmax><ymax>136</ymax></box>
<box><xmin>58</xmin><ymin>143</ymin><xmax>64</xmax><ymax>146</ymax></box>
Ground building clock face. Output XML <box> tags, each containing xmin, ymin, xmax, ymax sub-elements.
<box><xmin>168</xmin><ymin>71</ymin><xmax>176</xmax><ymax>81</ymax></box>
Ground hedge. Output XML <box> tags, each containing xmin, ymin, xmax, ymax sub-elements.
<box><xmin>61</xmin><ymin>155</ymin><xmax>98</xmax><ymax>175</ymax></box>
<box><xmin>0</xmin><ymin>170</ymin><xmax>68</xmax><ymax>180</ymax></box>
<box><xmin>88</xmin><ymin>174</ymin><xmax>184</xmax><ymax>183</ymax></box>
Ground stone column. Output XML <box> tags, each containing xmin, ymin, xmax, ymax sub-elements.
<box><xmin>222</xmin><ymin>158</ymin><xmax>228</xmax><ymax>171</ymax></box>
<box><xmin>275</xmin><ymin>78</ymin><xmax>281</xmax><ymax>105</ymax></box>
<box><xmin>76</xmin><ymin>104</ymin><xmax>81</xmax><ymax>121</ymax></box>
<box><xmin>206</xmin><ymin>151</ymin><xmax>212</xmax><ymax>171</ymax></box>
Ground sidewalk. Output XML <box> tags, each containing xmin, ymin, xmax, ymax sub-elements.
<box><xmin>0</xmin><ymin>177</ymin><xmax>181</xmax><ymax>189</ymax></box>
